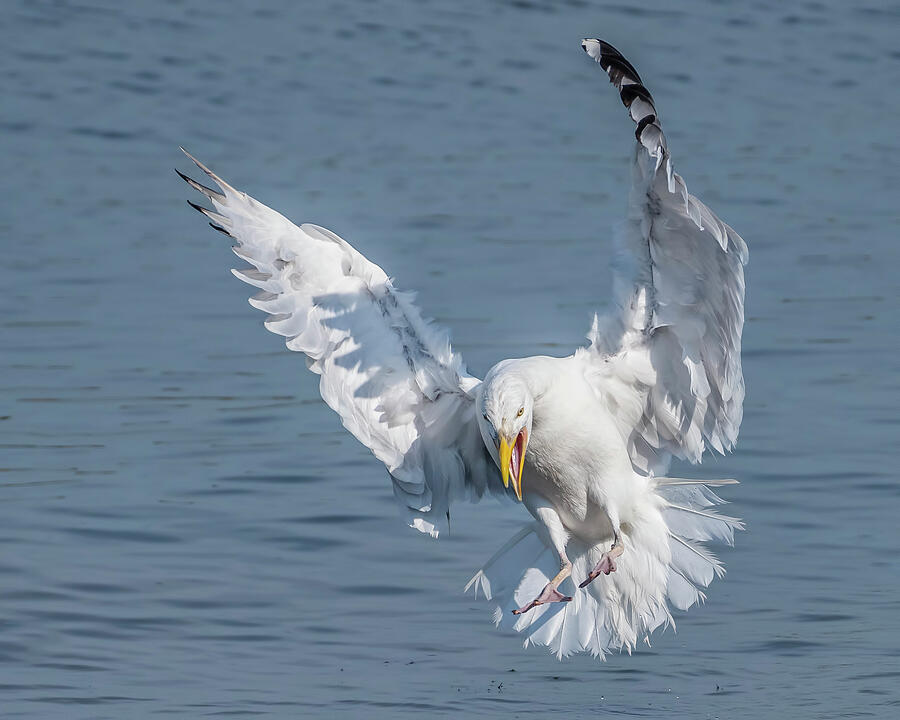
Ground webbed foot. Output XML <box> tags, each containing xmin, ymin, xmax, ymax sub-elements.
<box><xmin>512</xmin><ymin>582</ymin><xmax>573</xmax><ymax>615</ymax></box>
<box><xmin>579</xmin><ymin>534</ymin><xmax>624</xmax><ymax>588</ymax></box>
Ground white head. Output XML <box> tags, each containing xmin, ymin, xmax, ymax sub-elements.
<box><xmin>477</xmin><ymin>370</ymin><xmax>533</xmax><ymax>501</ymax></box>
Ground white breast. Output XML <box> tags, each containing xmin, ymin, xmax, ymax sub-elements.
<box><xmin>499</xmin><ymin>357</ymin><xmax>639</xmax><ymax>540</ymax></box>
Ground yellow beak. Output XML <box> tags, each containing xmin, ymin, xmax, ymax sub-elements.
<box><xmin>499</xmin><ymin>429</ymin><xmax>527</xmax><ymax>502</ymax></box>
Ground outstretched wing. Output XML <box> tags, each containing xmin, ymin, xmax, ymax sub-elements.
<box><xmin>177</xmin><ymin>150</ymin><xmax>500</xmax><ymax>536</ymax></box>
<box><xmin>578</xmin><ymin>40</ymin><xmax>748</xmax><ymax>475</ymax></box>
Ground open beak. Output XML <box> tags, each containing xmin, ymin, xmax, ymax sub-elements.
<box><xmin>499</xmin><ymin>428</ymin><xmax>528</xmax><ymax>502</ymax></box>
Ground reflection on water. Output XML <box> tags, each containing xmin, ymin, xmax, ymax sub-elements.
<box><xmin>2</xmin><ymin>0</ymin><xmax>899</xmax><ymax>717</ymax></box>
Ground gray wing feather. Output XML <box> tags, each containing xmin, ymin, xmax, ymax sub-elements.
<box><xmin>579</xmin><ymin>40</ymin><xmax>748</xmax><ymax>475</ymax></box>
<box><xmin>177</xmin><ymin>149</ymin><xmax>499</xmax><ymax>536</ymax></box>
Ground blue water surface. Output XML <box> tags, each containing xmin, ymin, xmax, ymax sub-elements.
<box><xmin>2</xmin><ymin>1</ymin><xmax>899</xmax><ymax>717</ymax></box>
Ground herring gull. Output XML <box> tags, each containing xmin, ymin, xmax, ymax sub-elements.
<box><xmin>178</xmin><ymin>39</ymin><xmax>748</xmax><ymax>659</ymax></box>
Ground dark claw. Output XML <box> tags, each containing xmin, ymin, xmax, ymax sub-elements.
<box><xmin>512</xmin><ymin>584</ymin><xmax>572</xmax><ymax>614</ymax></box>
<box><xmin>579</xmin><ymin>554</ymin><xmax>618</xmax><ymax>588</ymax></box>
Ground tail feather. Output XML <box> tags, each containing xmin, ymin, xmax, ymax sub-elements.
<box><xmin>655</xmin><ymin>477</ymin><xmax>738</xmax><ymax>487</ymax></box>
<box><xmin>465</xmin><ymin>525</ymin><xmax>542</xmax><ymax>600</ymax></box>
<box><xmin>467</xmin><ymin>524</ymin><xmax>642</xmax><ymax>659</ymax></box>
<box><xmin>669</xmin><ymin>532</ymin><xmax>724</xmax><ymax>584</ymax></box>
<box><xmin>466</xmin><ymin>479</ymin><xmax>739</xmax><ymax>659</ymax></box>
<box><xmin>662</xmin><ymin>503</ymin><xmax>743</xmax><ymax>544</ymax></box>
<box><xmin>666</xmin><ymin>564</ymin><xmax>707</xmax><ymax>610</ymax></box>
<box><xmin>657</xmin><ymin>478</ymin><xmax>743</xmax><ymax>545</ymax></box>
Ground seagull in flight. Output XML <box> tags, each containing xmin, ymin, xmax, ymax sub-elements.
<box><xmin>178</xmin><ymin>39</ymin><xmax>748</xmax><ymax>658</ymax></box>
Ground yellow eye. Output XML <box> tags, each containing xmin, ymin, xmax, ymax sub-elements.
<box><xmin>516</xmin><ymin>407</ymin><xmax>524</xmax><ymax>417</ymax></box>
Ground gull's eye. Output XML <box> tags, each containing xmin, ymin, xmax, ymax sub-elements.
<box><xmin>516</xmin><ymin>407</ymin><xmax>524</xmax><ymax>418</ymax></box>
<box><xmin>483</xmin><ymin>412</ymin><xmax>489</xmax><ymax>421</ymax></box>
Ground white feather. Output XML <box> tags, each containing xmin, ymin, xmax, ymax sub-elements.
<box><xmin>579</xmin><ymin>39</ymin><xmax>747</xmax><ymax>477</ymax></box>
<box><xmin>178</xmin><ymin>149</ymin><xmax>498</xmax><ymax>537</ymax></box>
<box><xmin>179</xmin><ymin>38</ymin><xmax>748</xmax><ymax>660</ymax></box>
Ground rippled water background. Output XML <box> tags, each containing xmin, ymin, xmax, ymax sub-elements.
<box><xmin>3</xmin><ymin>1</ymin><xmax>899</xmax><ymax>717</ymax></box>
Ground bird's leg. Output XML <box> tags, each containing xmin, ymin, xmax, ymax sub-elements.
<box><xmin>579</xmin><ymin>531</ymin><xmax>624</xmax><ymax>588</ymax></box>
<box><xmin>512</xmin><ymin>554</ymin><xmax>573</xmax><ymax>615</ymax></box>
<box><xmin>513</xmin><ymin>500</ymin><xmax>573</xmax><ymax>615</ymax></box>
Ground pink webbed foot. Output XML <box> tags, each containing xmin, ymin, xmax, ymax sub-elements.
<box><xmin>512</xmin><ymin>582</ymin><xmax>572</xmax><ymax>615</ymax></box>
<box><xmin>579</xmin><ymin>552</ymin><xmax>618</xmax><ymax>589</ymax></box>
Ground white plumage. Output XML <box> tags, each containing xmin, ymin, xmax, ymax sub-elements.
<box><xmin>179</xmin><ymin>39</ymin><xmax>748</xmax><ymax>659</ymax></box>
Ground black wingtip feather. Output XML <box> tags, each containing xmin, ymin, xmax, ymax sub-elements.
<box><xmin>635</xmin><ymin>114</ymin><xmax>657</xmax><ymax>140</ymax></box>
<box><xmin>209</xmin><ymin>221</ymin><xmax>233</xmax><ymax>237</ymax></box>
<box><xmin>619</xmin><ymin>83</ymin><xmax>654</xmax><ymax>107</ymax></box>
<box><xmin>174</xmin><ymin>167</ymin><xmax>193</xmax><ymax>186</ymax></box>
<box><xmin>584</xmin><ymin>38</ymin><xmax>664</xmax><ymax>151</ymax></box>
<box><xmin>596</xmin><ymin>40</ymin><xmax>643</xmax><ymax>84</ymax></box>
<box><xmin>176</xmin><ymin>167</ymin><xmax>225</xmax><ymax>201</ymax></box>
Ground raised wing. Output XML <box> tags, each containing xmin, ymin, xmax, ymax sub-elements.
<box><xmin>578</xmin><ymin>40</ymin><xmax>748</xmax><ymax>475</ymax></box>
<box><xmin>177</xmin><ymin>150</ymin><xmax>499</xmax><ymax>536</ymax></box>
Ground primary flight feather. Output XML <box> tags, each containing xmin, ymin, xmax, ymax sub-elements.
<box><xmin>178</xmin><ymin>39</ymin><xmax>748</xmax><ymax>659</ymax></box>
